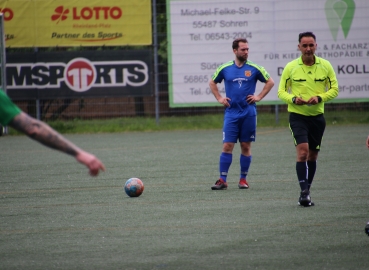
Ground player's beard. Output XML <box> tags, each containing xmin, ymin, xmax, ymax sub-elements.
<box><xmin>236</xmin><ymin>54</ymin><xmax>247</xmax><ymax>63</ymax></box>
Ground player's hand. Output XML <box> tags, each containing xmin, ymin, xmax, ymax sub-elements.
<box><xmin>366</xmin><ymin>136</ymin><xmax>369</xmax><ymax>149</ymax></box>
<box><xmin>306</xmin><ymin>96</ymin><xmax>319</xmax><ymax>105</ymax></box>
<box><xmin>76</xmin><ymin>151</ymin><xmax>106</xmax><ymax>176</ymax></box>
<box><xmin>246</xmin><ymin>95</ymin><xmax>261</xmax><ymax>104</ymax></box>
<box><xmin>218</xmin><ymin>97</ymin><xmax>231</xmax><ymax>107</ymax></box>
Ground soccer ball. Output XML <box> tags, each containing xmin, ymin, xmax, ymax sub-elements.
<box><xmin>124</xmin><ymin>178</ymin><xmax>144</xmax><ymax>197</ymax></box>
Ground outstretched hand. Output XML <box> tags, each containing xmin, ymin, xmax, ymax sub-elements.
<box><xmin>76</xmin><ymin>151</ymin><xmax>106</xmax><ymax>176</ymax></box>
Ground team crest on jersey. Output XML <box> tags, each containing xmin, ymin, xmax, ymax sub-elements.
<box><xmin>245</xmin><ymin>70</ymin><xmax>252</xmax><ymax>77</ymax></box>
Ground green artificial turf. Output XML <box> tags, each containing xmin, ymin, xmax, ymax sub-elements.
<box><xmin>1</xmin><ymin>125</ymin><xmax>368</xmax><ymax>269</ymax></box>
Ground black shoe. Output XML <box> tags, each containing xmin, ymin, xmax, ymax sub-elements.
<box><xmin>211</xmin><ymin>179</ymin><xmax>228</xmax><ymax>190</ymax></box>
<box><xmin>365</xmin><ymin>221</ymin><xmax>369</xmax><ymax>236</ymax></box>
<box><xmin>298</xmin><ymin>189</ymin><xmax>312</xmax><ymax>207</ymax></box>
<box><xmin>298</xmin><ymin>201</ymin><xmax>315</xmax><ymax>207</ymax></box>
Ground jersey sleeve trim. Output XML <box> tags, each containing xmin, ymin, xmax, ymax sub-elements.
<box><xmin>211</xmin><ymin>61</ymin><xmax>233</xmax><ymax>82</ymax></box>
<box><xmin>247</xmin><ymin>60</ymin><xmax>270</xmax><ymax>80</ymax></box>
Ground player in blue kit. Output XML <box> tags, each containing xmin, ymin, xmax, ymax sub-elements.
<box><xmin>209</xmin><ymin>38</ymin><xmax>274</xmax><ymax>190</ymax></box>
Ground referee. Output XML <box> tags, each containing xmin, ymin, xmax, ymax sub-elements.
<box><xmin>278</xmin><ymin>32</ymin><xmax>338</xmax><ymax>207</ymax></box>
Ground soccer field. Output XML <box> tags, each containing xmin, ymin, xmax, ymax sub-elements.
<box><xmin>1</xmin><ymin>125</ymin><xmax>368</xmax><ymax>269</ymax></box>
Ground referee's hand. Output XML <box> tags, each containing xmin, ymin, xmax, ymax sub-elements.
<box><xmin>294</xmin><ymin>97</ymin><xmax>308</xmax><ymax>105</ymax></box>
<box><xmin>307</xmin><ymin>96</ymin><xmax>319</xmax><ymax>105</ymax></box>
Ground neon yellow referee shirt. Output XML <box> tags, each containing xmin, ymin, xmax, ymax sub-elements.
<box><xmin>278</xmin><ymin>56</ymin><xmax>338</xmax><ymax>116</ymax></box>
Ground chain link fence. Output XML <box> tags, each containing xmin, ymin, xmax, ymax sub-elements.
<box><xmin>7</xmin><ymin>0</ymin><xmax>369</xmax><ymax>124</ymax></box>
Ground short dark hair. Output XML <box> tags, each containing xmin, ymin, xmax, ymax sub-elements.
<box><xmin>232</xmin><ymin>38</ymin><xmax>248</xmax><ymax>50</ymax></box>
<box><xmin>298</xmin><ymin>32</ymin><xmax>316</xmax><ymax>43</ymax></box>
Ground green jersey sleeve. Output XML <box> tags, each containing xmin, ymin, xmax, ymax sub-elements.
<box><xmin>0</xmin><ymin>90</ymin><xmax>22</xmax><ymax>126</ymax></box>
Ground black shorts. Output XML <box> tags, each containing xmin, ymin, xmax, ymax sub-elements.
<box><xmin>289</xmin><ymin>112</ymin><xmax>326</xmax><ymax>151</ymax></box>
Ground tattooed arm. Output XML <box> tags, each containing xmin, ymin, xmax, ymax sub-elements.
<box><xmin>9</xmin><ymin>112</ymin><xmax>105</xmax><ymax>176</ymax></box>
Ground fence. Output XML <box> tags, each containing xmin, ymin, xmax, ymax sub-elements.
<box><xmin>6</xmin><ymin>0</ymin><xmax>369</xmax><ymax>124</ymax></box>
<box><xmin>12</xmin><ymin>96</ymin><xmax>369</xmax><ymax>123</ymax></box>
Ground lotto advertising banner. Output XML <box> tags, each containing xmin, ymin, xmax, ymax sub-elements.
<box><xmin>167</xmin><ymin>0</ymin><xmax>369</xmax><ymax>107</ymax></box>
<box><xmin>6</xmin><ymin>50</ymin><xmax>152</xmax><ymax>99</ymax></box>
<box><xmin>0</xmin><ymin>0</ymin><xmax>152</xmax><ymax>47</ymax></box>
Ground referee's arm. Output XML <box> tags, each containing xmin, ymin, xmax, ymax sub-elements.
<box><xmin>277</xmin><ymin>66</ymin><xmax>295</xmax><ymax>104</ymax></box>
<box><xmin>317</xmin><ymin>62</ymin><xmax>339</xmax><ymax>103</ymax></box>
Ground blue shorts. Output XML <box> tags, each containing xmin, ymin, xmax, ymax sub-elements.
<box><xmin>223</xmin><ymin>114</ymin><xmax>256</xmax><ymax>143</ymax></box>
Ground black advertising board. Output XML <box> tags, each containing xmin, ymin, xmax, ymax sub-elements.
<box><xmin>6</xmin><ymin>50</ymin><xmax>152</xmax><ymax>100</ymax></box>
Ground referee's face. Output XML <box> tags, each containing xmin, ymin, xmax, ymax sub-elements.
<box><xmin>298</xmin><ymin>36</ymin><xmax>317</xmax><ymax>57</ymax></box>
<box><xmin>234</xmin><ymin>42</ymin><xmax>249</xmax><ymax>62</ymax></box>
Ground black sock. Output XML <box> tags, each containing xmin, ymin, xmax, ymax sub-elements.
<box><xmin>296</xmin><ymin>161</ymin><xmax>308</xmax><ymax>191</ymax></box>
<box><xmin>307</xmin><ymin>160</ymin><xmax>317</xmax><ymax>190</ymax></box>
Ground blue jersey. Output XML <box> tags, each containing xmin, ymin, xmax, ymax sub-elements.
<box><xmin>212</xmin><ymin>60</ymin><xmax>270</xmax><ymax>117</ymax></box>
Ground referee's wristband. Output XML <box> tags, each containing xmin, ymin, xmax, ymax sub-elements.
<box><xmin>317</xmin><ymin>96</ymin><xmax>322</xmax><ymax>103</ymax></box>
<box><xmin>292</xmin><ymin>97</ymin><xmax>296</xmax><ymax>104</ymax></box>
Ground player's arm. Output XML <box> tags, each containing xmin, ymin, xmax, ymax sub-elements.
<box><xmin>366</xmin><ymin>135</ymin><xmax>369</xmax><ymax>149</ymax></box>
<box><xmin>247</xmin><ymin>77</ymin><xmax>274</xmax><ymax>103</ymax></box>
<box><xmin>209</xmin><ymin>79</ymin><xmax>230</xmax><ymax>107</ymax></box>
<box><xmin>8</xmin><ymin>112</ymin><xmax>105</xmax><ymax>176</ymax></box>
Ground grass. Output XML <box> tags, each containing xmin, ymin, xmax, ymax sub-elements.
<box><xmin>0</xmin><ymin>125</ymin><xmax>368</xmax><ymax>269</ymax></box>
<box><xmin>5</xmin><ymin>109</ymin><xmax>369</xmax><ymax>135</ymax></box>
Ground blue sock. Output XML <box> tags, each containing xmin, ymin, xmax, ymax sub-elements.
<box><xmin>307</xmin><ymin>160</ymin><xmax>317</xmax><ymax>190</ymax></box>
<box><xmin>296</xmin><ymin>161</ymin><xmax>308</xmax><ymax>191</ymax></box>
<box><xmin>219</xmin><ymin>153</ymin><xmax>232</xmax><ymax>182</ymax></box>
<box><xmin>240</xmin><ymin>155</ymin><xmax>252</xmax><ymax>179</ymax></box>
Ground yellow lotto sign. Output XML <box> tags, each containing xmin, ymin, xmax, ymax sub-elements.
<box><xmin>0</xmin><ymin>0</ymin><xmax>152</xmax><ymax>47</ymax></box>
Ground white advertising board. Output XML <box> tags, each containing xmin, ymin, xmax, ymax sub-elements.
<box><xmin>167</xmin><ymin>0</ymin><xmax>369</xmax><ymax>107</ymax></box>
